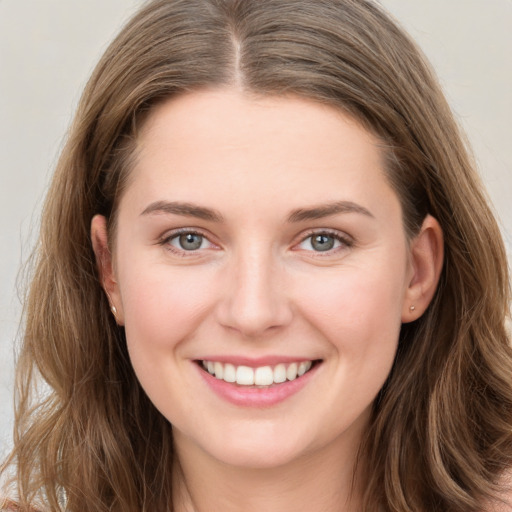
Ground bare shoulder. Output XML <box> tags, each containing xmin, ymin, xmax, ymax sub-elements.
<box><xmin>0</xmin><ymin>499</ymin><xmax>19</xmax><ymax>511</ymax></box>
<box><xmin>483</xmin><ymin>471</ymin><xmax>512</xmax><ymax>512</ymax></box>
<box><xmin>0</xmin><ymin>499</ymin><xmax>40</xmax><ymax>511</ymax></box>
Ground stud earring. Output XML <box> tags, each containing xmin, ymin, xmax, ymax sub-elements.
<box><xmin>104</xmin><ymin>290</ymin><xmax>118</xmax><ymax>320</ymax></box>
<box><xmin>410</xmin><ymin>305</ymin><xmax>416</xmax><ymax>311</ymax></box>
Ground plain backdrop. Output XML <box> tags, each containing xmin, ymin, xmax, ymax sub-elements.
<box><xmin>1</xmin><ymin>0</ymin><xmax>511</xmax><ymax>456</ymax></box>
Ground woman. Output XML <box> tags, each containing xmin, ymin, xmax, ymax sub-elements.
<box><xmin>1</xmin><ymin>0</ymin><xmax>511</xmax><ymax>511</ymax></box>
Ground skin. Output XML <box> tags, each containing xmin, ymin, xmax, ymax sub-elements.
<box><xmin>92</xmin><ymin>89</ymin><xmax>443</xmax><ymax>512</ymax></box>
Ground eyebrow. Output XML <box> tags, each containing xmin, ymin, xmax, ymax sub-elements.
<box><xmin>140</xmin><ymin>201</ymin><xmax>224</xmax><ymax>222</ymax></box>
<box><xmin>287</xmin><ymin>201</ymin><xmax>374</xmax><ymax>222</ymax></box>
<box><xmin>140</xmin><ymin>199</ymin><xmax>374</xmax><ymax>223</ymax></box>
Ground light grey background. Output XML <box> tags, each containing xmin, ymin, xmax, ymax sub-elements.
<box><xmin>1</xmin><ymin>1</ymin><xmax>511</xmax><ymax>456</ymax></box>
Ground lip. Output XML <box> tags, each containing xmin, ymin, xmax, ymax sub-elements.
<box><xmin>195</xmin><ymin>358</ymin><xmax>321</xmax><ymax>407</ymax></box>
<box><xmin>197</xmin><ymin>355</ymin><xmax>315</xmax><ymax>367</ymax></box>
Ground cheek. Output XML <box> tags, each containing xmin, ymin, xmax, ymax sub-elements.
<box><xmin>293</xmin><ymin>255</ymin><xmax>408</xmax><ymax>378</ymax></box>
<box><xmin>118</xmin><ymin>263</ymin><xmax>216</xmax><ymax>354</ymax></box>
<box><xmin>298</xmin><ymin>264</ymin><xmax>406</xmax><ymax>332</ymax></box>
<box><xmin>117</xmin><ymin>264</ymin><xmax>220</xmax><ymax>407</ymax></box>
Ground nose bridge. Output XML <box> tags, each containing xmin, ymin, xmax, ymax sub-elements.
<box><xmin>217</xmin><ymin>240</ymin><xmax>292</xmax><ymax>337</ymax></box>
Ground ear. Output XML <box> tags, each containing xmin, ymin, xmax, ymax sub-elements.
<box><xmin>91</xmin><ymin>214</ymin><xmax>124</xmax><ymax>325</ymax></box>
<box><xmin>402</xmin><ymin>214</ymin><xmax>444</xmax><ymax>323</ymax></box>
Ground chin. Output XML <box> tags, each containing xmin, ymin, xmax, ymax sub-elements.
<box><xmin>176</xmin><ymin>422</ymin><xmax>314</xmax><ymax>470</ymax></box>
<box><xmin>209</xmin><ymin>440</ymin><xmax>307</xmax><ymax>470</ymax></box>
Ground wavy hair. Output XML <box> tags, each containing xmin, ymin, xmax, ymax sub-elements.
<box><xmin>2</xmin><ymin>1</ymin><xmax>511</xmax><ymax>511</ymax></box>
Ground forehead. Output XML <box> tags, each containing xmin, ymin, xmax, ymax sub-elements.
<box><xmin>121</xmin><ymin>88</ymin><xmax>399</xmax><ymax>223</ymax></box>
<box><xmin>137</xmin><ymin>89</ymin><xmax>380</xmax><ymax>165</ymax></box>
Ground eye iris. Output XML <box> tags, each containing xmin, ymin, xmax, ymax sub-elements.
<box><xmin>311</xmin><ymin>234</ymin><xmax>335</xmax><ymax>251</ymax></box>
<box><xmin>179</xmin><ymin>233</ymin><xmax>203</xmax><ymax>250</ymax></box>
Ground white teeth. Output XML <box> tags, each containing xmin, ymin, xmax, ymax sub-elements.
<box><xmin>254</xmin><ymin>366</ymin><xmax>274</xmax><ymax>386</ymax></box>
<box><xmin>214</xmin><ymin>362</ymin><xmax>224</xmax><ymax>379</ymax></box>
<box><xmin>298</xmin><ymin>361</ymin><xmax>312</xmax><ymax>376</ymax></box>
<box><xmin>201</xmin><ymin>360</ymin><xmax>315</xmax><ymax>387</ymax></box>
<box><xmin>286</xmin><ymin>362</ymin><xmax>298</xmax><ymax>381</ymax></box>
<box><xmin>236</xmin><ymin>366</ymin><xmax>254</xmax><ymax>385</ymax></box>
<box><xmin>223</xmin><ymin>363</ymin><xmax>236</xmax><ymax>383</ymax></box>
<box><xmin>273</xmin><ymin>364</ymin><xmax>287</xmax><ymax>383</ymax></box>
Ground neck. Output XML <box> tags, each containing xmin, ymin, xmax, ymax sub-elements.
<box><xmin>172</xmin><ymin>431</ymin><xmax>365</xmax><ymax>512</ymax></box>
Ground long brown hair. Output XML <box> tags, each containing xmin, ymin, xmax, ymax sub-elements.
<box><xmin>2</xmin><ymin>1</ymin><xmax>511</xmax><ymax>511</ymax></box>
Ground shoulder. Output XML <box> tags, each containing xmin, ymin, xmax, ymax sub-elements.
<box><xmin>483</xmin><ymin>471</ymin><xmax>512</xmax><ymax>512</ymax></box>
<box><xmin>0</xmin><ymin>499</ymin><xmax>40</xmax><ymax>511</ymax></box>
<box><xmin>0</xmin><ymin>499</ymin><xmax>19</xmax><ymax>511</ymax></box>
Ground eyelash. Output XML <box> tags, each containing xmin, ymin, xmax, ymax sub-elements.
<box><xmin>158</xmin><ymin>228</ymin><xmax>215</xmax><ymax>257</ymax></box>
<box><xmin>158</xmin><ymin>228</ymin><xmax>353</xmax><ymax>257</ymax></box>
<box><xmin>296</xmin><ymin>229</ymin><xmax>354</xmax><ymax>255</ymax></box>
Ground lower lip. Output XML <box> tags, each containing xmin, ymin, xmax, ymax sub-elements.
<box><xmin>196</xmin><ymin>362</ymin><xmax>320</xmax><ymax>407</ymax></box>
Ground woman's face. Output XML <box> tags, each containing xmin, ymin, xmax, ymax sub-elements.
<box><xmin>95</xmin><ymin>89</ymin><xmax>424</xmax><ymax>469</ymax></box>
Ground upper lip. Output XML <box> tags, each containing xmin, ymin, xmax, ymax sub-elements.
<box><xmin>195</xmin><ymin>356</ymin><xmax>320</xmax><ymax>367</ymax></box>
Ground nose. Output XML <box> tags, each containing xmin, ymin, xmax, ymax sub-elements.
<box><xmin>215</xmin><ymin>245</ymin><xmax>293</xmax><ymax>338</ymax></box>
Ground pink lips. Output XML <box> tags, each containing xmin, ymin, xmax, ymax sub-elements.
<box><xmin>195</xmin><ymin>358</ymin><xmax>320</xmax><ymax>407</ymax></box>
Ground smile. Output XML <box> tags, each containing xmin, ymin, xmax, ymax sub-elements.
<box><xmin>201</xmin><ymin>360</ymin><xmax>315</xmax><ymax>387</ymax></box>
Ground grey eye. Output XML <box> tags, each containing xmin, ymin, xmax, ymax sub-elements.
<box><xmin>310</xmin><ymin>234</ymin><xmax>336</xmax><ymax>251</ymax></box>
<box><xmin>297</xmin><ymin>232</ymin><xmax>344</xmax><ymax>253</ymax></box>
<box><xmin>176</xmin><ymin>233</ymin><xmax>204</xmax><ymax>251</ymax></box>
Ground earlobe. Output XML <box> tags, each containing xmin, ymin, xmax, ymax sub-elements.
<box><xmin>91</xmin><ymin>214</ymin><xmax>124</xmax><ymax>325</ymax></box>
<box><xmin>402</xmin><ymin>214</ymin><xmax>444</xmax><ymax>323</ymax></box>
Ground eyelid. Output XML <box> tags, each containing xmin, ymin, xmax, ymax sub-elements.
<box><xmin>158</xmin><ymin>227</ymin><xmax>219</xmax><ymax>255</ymax></box>
<box><xmin>157</xmin><ymin>227</ymin><xmax>353</xmax><ymax>257</ymax></box>
<box><xmin>293</xmin><ymin>228</ymin><xmax>354</xmax><ymax>254</ymax></box>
